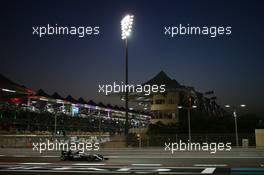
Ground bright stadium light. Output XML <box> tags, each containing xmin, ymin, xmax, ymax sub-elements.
<box><xmin>121</xmin><ymin>15</ymin><xmax>134</xmax><ymax>40</ymax></box>
<box><xmin>2</xmin><ymin>88</ymin><xmax>16</xmax><ymax>93</ymax></box>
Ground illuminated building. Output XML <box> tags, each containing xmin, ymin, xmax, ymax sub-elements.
<box><xmin>130</xmin><ymin>71</ymin><xmax>224</xmax><ymax>124</ymax></box>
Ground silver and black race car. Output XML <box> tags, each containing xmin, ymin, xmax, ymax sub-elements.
<box><xmin>60</xmin><ymin>150</ymin><xmax>108</xmax><ymax>161</ymax></box>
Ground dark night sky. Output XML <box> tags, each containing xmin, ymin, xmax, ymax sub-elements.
<box><xmin>1</xmin><ymin>0</ymin><xmax>264</xmax><ymax>116</ymax></box>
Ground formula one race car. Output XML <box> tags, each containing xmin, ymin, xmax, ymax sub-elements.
<box><xmin>60</xmin><ymin>150</ymin><xmax>108</xmax><ymax>161</ymax></box>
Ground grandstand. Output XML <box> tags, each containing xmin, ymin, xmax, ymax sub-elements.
<box><xmin>0</xmin><ymin>74</ymin><xmax>150</xmax><ymax>135</ymax></box>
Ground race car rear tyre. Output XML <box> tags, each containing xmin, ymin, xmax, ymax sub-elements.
<box><xmin>60</xmin><ymin>155</ymin><xmax>66</xmax><ymax>161</ymax></box>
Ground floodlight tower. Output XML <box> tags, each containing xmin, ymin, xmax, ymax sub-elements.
<box><xmin>121</xmin><ymin>14</ymin><xmax>134</xmax><ymax>138</ymax></box>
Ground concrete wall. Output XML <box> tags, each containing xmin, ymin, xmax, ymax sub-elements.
<box><xmin>255</xmin><ymin>129</ymin><xmax>264</xmax><ymax>148</ymax></box>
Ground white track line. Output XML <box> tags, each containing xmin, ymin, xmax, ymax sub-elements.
<box><xmin>20</xmin><ymin>163</ymin><xmax>51</xmax><ymax>165</ymax></box>
<box><xmin>72</xmin><ymin>163</ymin><xmax>105</xmax><ymax>166</ymax></box>
<box><xmin>156</xmin><ymin>168</ymin><xmax>171</xmax><ymax>172</ymax></box>
<box><xmin>201</xmin><ymin>168</ymin><xmax>216</xmax><ymax>174</ymax></box>
<box><xmin>53</xmin><ymin>167</ymin><xmax>71</xmax><ymax>170</ymax></box>
<box><xmin>132</xmin><ymin>164</ymin><xmax>161</xmax><ymax>166</ymax></box>
<box><xmin>0</xmin><ymin>170</ymin><xmax>110</xmax><ymax>173</ymax></box>
<box><xmin>117</xmin><ymin>168</ymin><xmax>131</xmax><ymax>171</ymax></box>
<box><xmin>194</xmin><ymin>164</ymin><xmax>227</xmax><ymax>167</ymax></box>
<box><xmin>8</xmin><ymin>166</ymin><xmax>25</xmax><ymax>170</ymax></box>
<box><xmin>159</xmin><ymin>173</ymin><xmax>200</xmax><ymax>174</ymax></box>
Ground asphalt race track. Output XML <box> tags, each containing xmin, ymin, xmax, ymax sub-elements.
<box><xmin>0</xmin><ymin>148</ymin><xmax>264</xmax><ymax>174</ymax></box>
